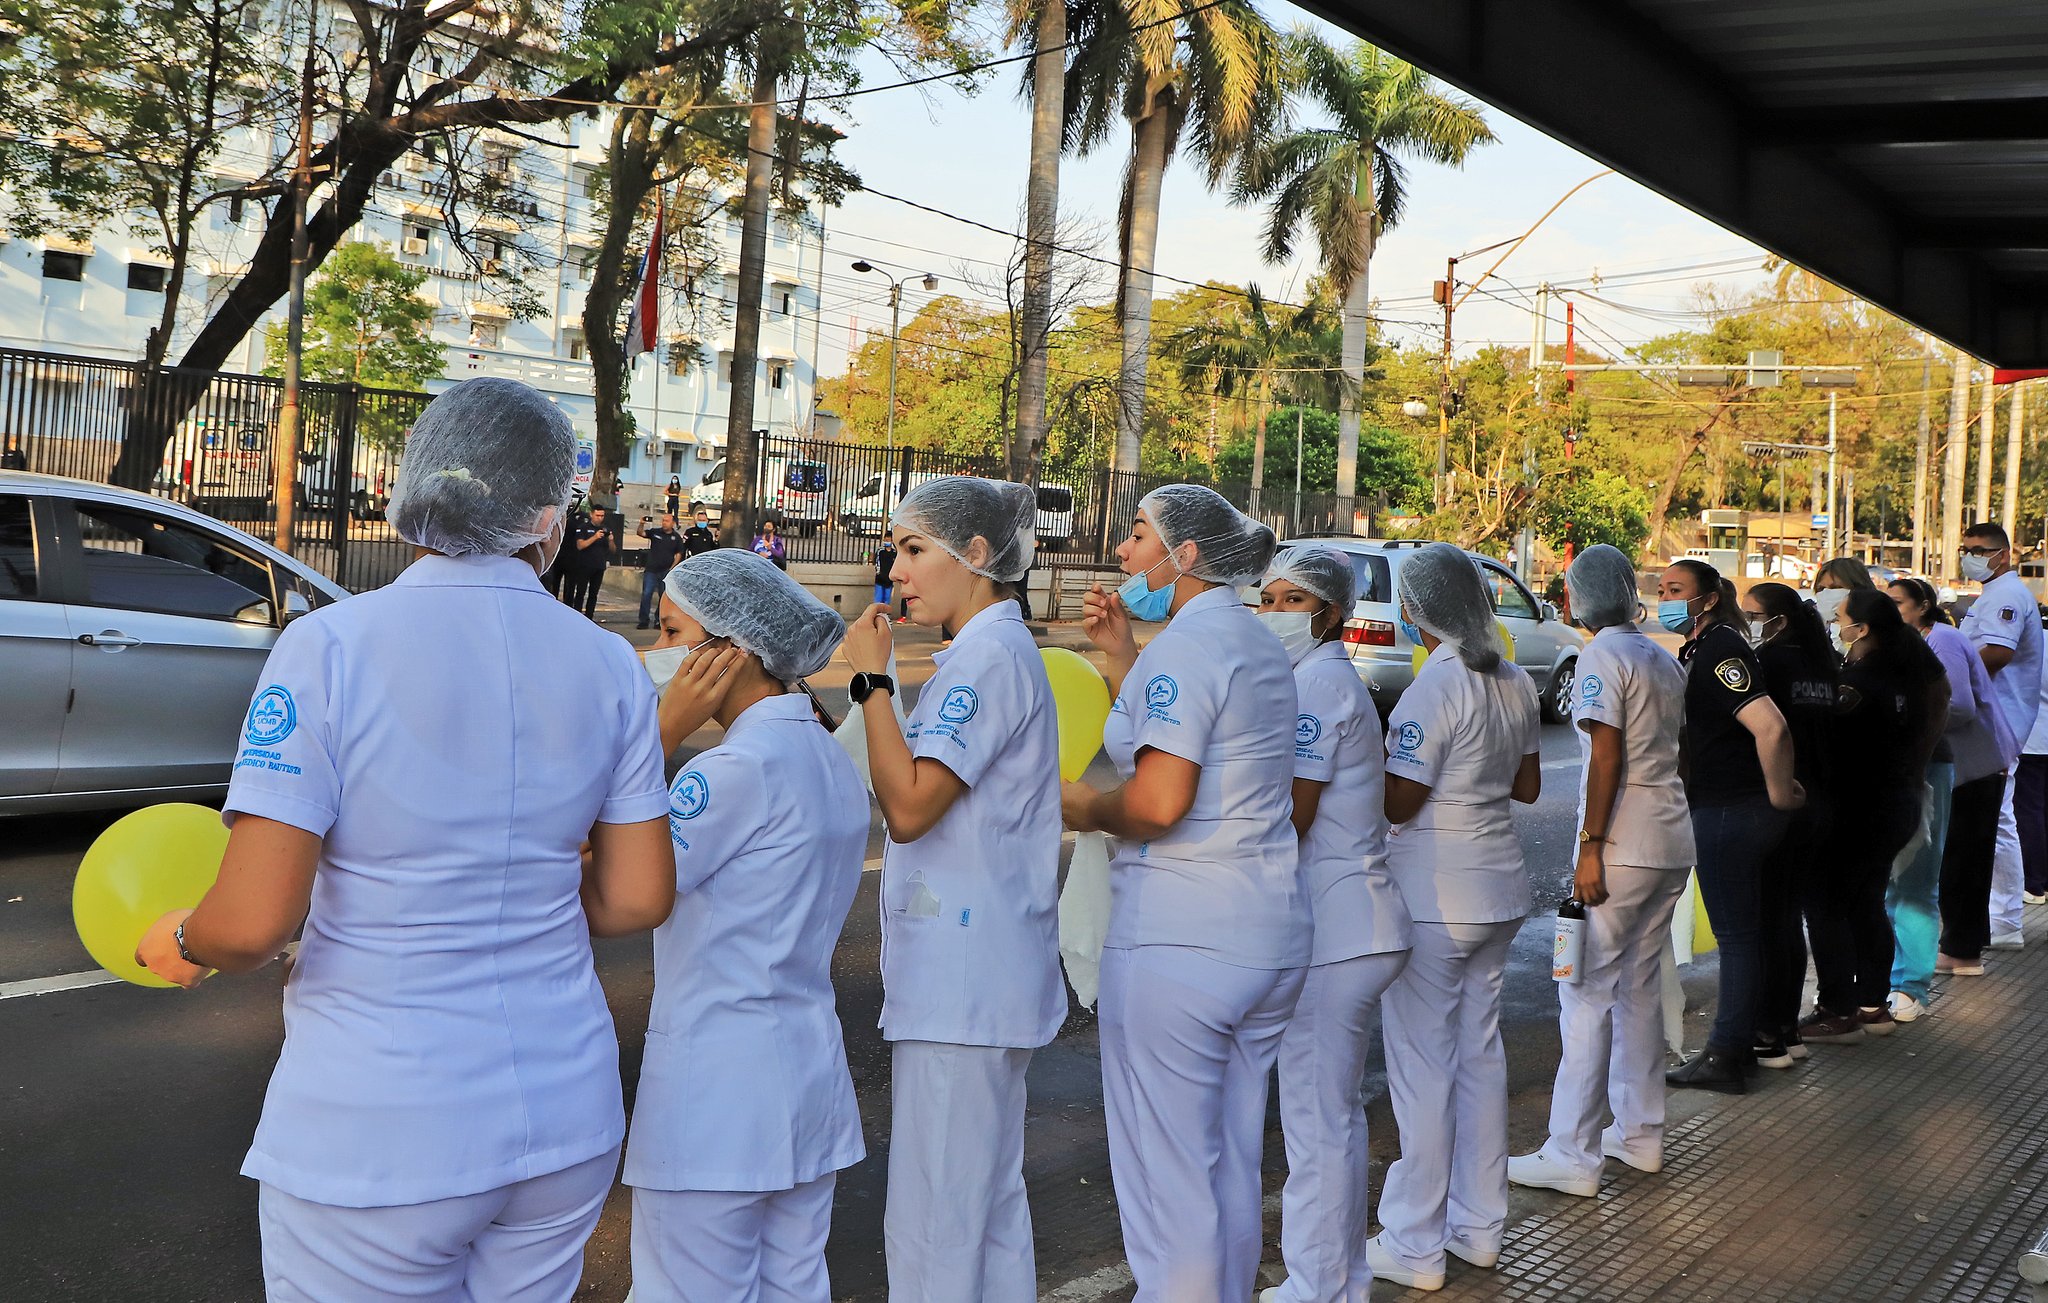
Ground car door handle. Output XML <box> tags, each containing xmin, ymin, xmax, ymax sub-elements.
<box><xmin>78</xmin><ymin>631</ymin><xmax>143</xmax><ymax>649</ymax></box>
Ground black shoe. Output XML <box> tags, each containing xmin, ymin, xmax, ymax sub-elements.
<box><xmin>636</xmin><ymin>622</ymin><xmax>649</xmax><ymax>630</ymax></box>
<box><xmin>1667</xmin><ymin>1048</ymin><xmax>1748</xmax><ymax>1094</ymax></box>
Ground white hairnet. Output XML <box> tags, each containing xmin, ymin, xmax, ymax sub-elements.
<box><xmin>386</xmin><ymin>378</ymin><xmax>577</xmax><ymax>556</ymax></box>
<box><xmin>1566</xmin><ymin>544</ymin><xmax>1642</xmax><ymax>631</ymax></box>
<box><xmin>892</xmin><ymin>476</ymin><xmax>1037</xmax><ymax>582</ymax></box>
<box><xmin>662</xmin><ymin>549</ymin><xmax>845</xmax><ymax>681</ymax></box>
<box><xmin>1264</xmin><ymin>546</ymin><xmax>1356</xmax><ymax>611</ymax></box>
<box><xmin>1399</xmin><ymin>542</ymin><xmax>1501</xmax><ymax>672</ymax></box>
<box><xmin>1140</xmin><ymin>484</ymin><xmax>1276</xmax><ymax>587</ymax></box>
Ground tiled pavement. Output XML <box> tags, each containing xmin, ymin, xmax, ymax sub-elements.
<box><xmin>1412</xmin><ymin>910</ymin><xmax>2048</xmax><ymax>1301</ymax></box>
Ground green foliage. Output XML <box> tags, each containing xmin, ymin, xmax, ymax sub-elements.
<box><xmin>262</xmin><ymin>242</ymin><xmax>443</xmax><ymax>448</ymax></box>
<box><xmin>1534</xmin><ymin>468</ymin><xmax>1652</xmax><ymax>556</ymax></box>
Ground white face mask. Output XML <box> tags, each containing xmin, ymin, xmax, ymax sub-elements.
<box><xmin>1960</xmin><ymin>553</ymin><xmax>1994</xmax><ymax>583</ymax></box>
<box><xmin>643</xmin><ymin>643</ymin><xmax>695</xmax><ymax>691</ymax></box>
<box><xmin>533</xmin><ymin>508</ymin><xmax>567</xmax><ymax>573</ymax></box>
<box><xmin>1259</xmin><ymin>608</ymin><xmax>1325</xmax><ymax>664</ymax></box>
<box><xmin>1811</xmin><ymin>588</ymin><xmax>1849</xmax><ymax>625</ymax></box>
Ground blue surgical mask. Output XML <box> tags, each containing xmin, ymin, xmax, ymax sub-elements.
<box><xmin>1398</xmin><ymin>610</ymin><xmax>1425</xmax><ymax>647</ymax></box>
<box><xmin>1657</xmin><ymin>598</ymin><xmax>1697</xmax><ymax>634</ymax></box>
<box><xmin>1117</xmin><ymin>555</ymin><xmax>1179</xmax><ymax>623</ymax></box>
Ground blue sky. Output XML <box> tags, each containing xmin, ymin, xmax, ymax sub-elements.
<box><xmin>804</xmin><ymin>4</ymin><xmax>1775</xmax><ymax>378</ymax></box>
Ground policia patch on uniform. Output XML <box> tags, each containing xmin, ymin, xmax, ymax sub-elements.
<box><xmin>1714</xmin><ymin>658</ymin><xmax>1752</xmax><ymax>693</ymax></box>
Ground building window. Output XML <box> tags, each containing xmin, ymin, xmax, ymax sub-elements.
<box><xmin>769</xmin><ymin>363</ymin><xmax>786</xmax><ymax>390</ymax></box>
<box><xmin>404</xmin><ymin>223</ymin><xmax>432</xmax><ymax>256</ymax></box>
<box><xmin>127</xmin><ymin>263</ymin><xmax>168</xmax><ymax>292</ymax></box>
<box><xmin>469</xmin><ymin>320</ymin><xmax>502</xmax><ymax>348</ymax></box>
<box><xmin>481</xmin><ymin>236</ymin><xmax>506</xmax><ymax>262</ymax></box>
<box><xmin>668</xmin><ymin>346</ymin><xmax>690</xmax><ymax>378</ymax></box>
<box><xmin>43</xmin><ymin>250</ymin><xmax>86</xmax><ymax>281</ymax></box>
<box><xmin>228</xmin><ymin>193</ymin><xmax>246</xmax><ymax>223</ymax></box>
<box><xmin>668</xmin><ymin>449</ymin><xmax>685</xmax><ymax>474</ymax></box>
<box><xmin>563</xmin><ymin>328</ymin><xmax>586</xmax><ymax>361</ymax></box>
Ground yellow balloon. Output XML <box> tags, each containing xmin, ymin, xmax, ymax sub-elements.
<box><xmin>1040</xmin><ymin>647</ymin><xmax>1112</xmax><ymax>781</ymax></box>
<box><xmin>1692</xmin><ymin>871</ymin><xmax>1718</xmax><ymax>955</ymax></box>
<box><xmin>73</xmin><ymin>803</ymin><xmax>229</xmax><ymax>988</ymax></box>
<box><xmin>1410</xmin><ymin>619</ymin><xmax>1519</xmax><ymax>673</ymax></box>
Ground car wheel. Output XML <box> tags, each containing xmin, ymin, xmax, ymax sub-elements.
<box><xmin>1544</xmin><ymin>658</ymin><xmax>1576</xmax><ymax>725</ymax></box>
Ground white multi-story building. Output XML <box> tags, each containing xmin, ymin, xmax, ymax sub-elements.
<box><xmin>0</xmin><ymin>99</ymin><xmax>828</xmax><ymax>506</ymax></box>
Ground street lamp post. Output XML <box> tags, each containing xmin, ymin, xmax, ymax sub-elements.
<box><xmin>853</xmin><ymin>260</ymin><xmax>938</xmax><ymax>521</ymax></box>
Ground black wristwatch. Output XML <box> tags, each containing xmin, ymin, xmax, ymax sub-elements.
<box><xmin>849</xmin><ymin>672</ymin><xmax>895</xmax><ymax>704</ymax></box>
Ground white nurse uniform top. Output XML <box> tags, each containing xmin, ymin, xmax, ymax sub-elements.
<box><xmin>880</xmin><ymin>600</ymin><xmax>1066</xmax><ymax>1049</ymax></box>
<box><xmin>1292</xmin><ymin>639</ymin><xmax>1411</xmax><ymax>964</ymax></box>
<box><xmin>624</xmin><ymin>693</ymin><xmax>869</xmax><ymax>1193</ymax></box>
<box><xmin>225</xmin><ymin>554</ymin><xmax>670</xmax><ymax>1209</ymax></box>
<box><xmin>1100</xmin><ymin>586</ymin><xmax>1309</xmax><ymax>968</ymax></box>
<box><xmin>1570</xmin><ymin>627</ymin><xmax>1694</xmax><ymax>868</ymax></box>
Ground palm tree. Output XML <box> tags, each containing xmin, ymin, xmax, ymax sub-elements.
<box><xmin>1239</xmin><ymin>33</ymin><xmax>1494</xmax><ymax>505</ymax></box>
<box><xmin>1063</xmin><ymin>0</ymin><xmax>1281</xmax><ymax>473</ymax></box>
<box><xmin>1010</xmin><ymin>0</ymin><xmax>1069</xmax><ymax>482</ymax></box>
<box><xmin>1164</xmin><ymin>283</ymin><xmax>1345</xmax><ymax>507</ymax></box>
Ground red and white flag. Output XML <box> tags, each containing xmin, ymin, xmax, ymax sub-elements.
<box><xmin>622</xmin><ymin>190</ymin><xmax>665</xmax><ymax>363</ymax></box>
<box><xmin>1993</xmin><ymin>369</ymin><xmax>2048</xmax><ymax>386</ymax></box>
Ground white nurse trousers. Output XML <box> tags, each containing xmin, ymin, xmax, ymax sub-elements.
<box><xmin>1993</xmin><ymin>770</ymin><xmax>2025</xmax><ymax>937</ymax></box>
<box><xmin>630</xmin><ymin>1173</ymin><xmax>835</xmax><ymax>1302</ymax></box>
<box><xmin>1269</xmin><ymin>950</ymin><xmax>1409</xmax><ymax>1303</ymax></box>
<box><xmin>1538</xmin><ymin>864</ymin><xmax>1685</xmax><ymax>1180</ymax></box>
<box><xmin>884</xmin><ymin>1040</ymin><xmax>1036</xmax><ymax>1303</ymax></box>
<box><xmin>1098</xmin><ymin>944</ymin><xmax>1306</xmax><ymax>1303</ymax></box>
<box><xmin>1376</xmin><ymin>920</ymin><xmax>1520</xmax><ymax>1274</ymax></box>
<box><xmin>256</xmin><ymin>1146</ymin><xmax>618</xmax><ymax>1303</ymax></box>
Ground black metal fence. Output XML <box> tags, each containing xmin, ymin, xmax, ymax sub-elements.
<box><xmin>0</xmin><ymin>343</ymin><xmax>1365</xmax><ymax>594</ymax></box>
<box><xmin>750</xmin><ymin>430</ymin><xmax>1361</xmax><ymax>569</ymax></box>
<box><xmin>0</xmin><ymin>346</ymin><xmax>426</xmax><ymax>592</ymax></box>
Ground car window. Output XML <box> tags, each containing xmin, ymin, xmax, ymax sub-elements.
<box><xmin>1036</xmin><ymin>486</ymin><xmax>1073</xmax><ymax>513</ymax></box>
<box><xmin>1479</xmin><ymin>563</ymin><xmax>1537</xmax><ymax>619</ymax></box>
<box><xmin>703</xmin><ymin>461</ymin><xmax>725</xmax><ymax>485</ymax></box>
<box><xmin>0</xmin><ymin>495</ymin><xmax>35</xmax><ymax>598</ymax></box>
<box><xmin>1345</xmin><ymin>553</ymin><xmax>1389</xmax><ymax>604</ymax></box>
<box><xmin>72</xmin><ymin>501</ymin><xmax>277</xmax><ymax>625</ymax></box>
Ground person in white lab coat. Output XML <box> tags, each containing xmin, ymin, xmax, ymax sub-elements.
<box><xmin>623</xmin><ymin>549</ymin><xmax>868</xmax><ymax>1302</ymax></box>
<box><xmin>136</xmin><ymin>378</ymin><xmax>677</xmax><ymax>1301</ymax></box>
<box><xmin>1255</xmin><ymin>546</ymin><xmax>1411</xmax><ymax>1303</ymax></box>
<box><xmin>1509</xmin><ymin>545</ymin><xmax>1693</xmax><ymax>1200</ymax></box>
<box><xmin>1061</xmin><ymin>484</ymin><xmax>1306</xmax><ymax>1303</ymax></box>
<box><xmin>1369</xmin><ymin>543</ymin><xmax>1542</xmax><ymax>1293</ymax></box>
<box><xmin>840</xmin><ymin>476</ymin><xmax>1063</xmax><ymax>1303</ymax></box>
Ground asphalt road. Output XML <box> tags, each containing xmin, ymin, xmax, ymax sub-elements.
<box><xmin>0</xmin><ymin>627</ymin><xmax>1620</xmax><ymax>1303</ymax></box>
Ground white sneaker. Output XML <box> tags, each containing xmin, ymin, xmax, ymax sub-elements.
<box><xmin>1508</xmin><ymin>1150</ymin><xmax>1599</xmax><ymax>1197</ymax></box>
<box><xmin>1447</xmin><ymin>1237</ymin><xmax>1499</xmax><ymax>1269</ymax></box>
<box><xmin>1601</xmin><ymin>1130</ymin><xmax>1664</xmax><ymax>1173</ymax></box>
<box><xmin>1366</xmin><ymin>1235</ymin><xmax>1445</xmax><ymax>1292</ymax></box>
<box><xmin>1258</xmin><ymin>1290</ymin><xmax>1281</xmax><ymax>1303</ymax></box>
<box><xmin>1990</xmin><ymin>930</ymin><xmax>2026</xmax><ymax>950</ymax></box>
<box><xmin>1887</xmin><ymin>991</ymin><xmax>1926</xmax><ymax>1022</ymax></box>
<box><xmin>2024</xmin><ymin>891</ymin><xmax>2047</xmax><ymax>905</ymax></box>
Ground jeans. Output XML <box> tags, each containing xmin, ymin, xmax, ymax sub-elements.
<box><xmin>1939</xmin><ymin>772</ymin><xmax>2006</xmax><ymax>960</ymax></box>
<box><xmin>1691</xmin><ymin>799</ymin><xmax>1788</xmax><ymax>1053</ymax></box>
<box><xmin>2017</xmin><ymin>754</ymin><xmax>2048</xmax><ymax>895</ymax></box>
<box><xmin>640</xmin><ymin>568</ymin><xmax>670</xmax><ymax>626</ymax></box>
<box><xmin>874</xmin><ymin>584</ymin><xmax>893</xmax><ymax>608</ymax></box>
<box><xmin>1806</xmin><ymin>792</ymin><xmax>1918</xmax><ymax>1014</ymax></box>
<box><xmin>1887</xmin><ymin>763</ymin><xmax>1953</xmax><ymax>1003</ymax></box>
<box><xmin>1758</xmin><ymin>799</ymin><xmax>1830</xmax><ymax>1039</ymax></box>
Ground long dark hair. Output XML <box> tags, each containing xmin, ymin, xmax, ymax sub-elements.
<box><xmin>1890</xmin><ymin>576</ymin><xmax>1954</xmax><ymax>627</ymax></box>
<box><xmin>1750</xmin><ymin>581</ymin><xmax>1837</xmax><ymax>676</ymax></box>
<box><xmin>1667</xmin><ymin>558</ymin><xmax>1742</xmax><ymax>633</ymax></box>
<box><xmin>1843</xmin><ymin>587</ymin><xmax>1940</xmax><ymax>682</ymax></box>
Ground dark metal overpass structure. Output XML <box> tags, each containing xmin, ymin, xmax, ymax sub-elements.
<box><xmin>1306</xmin><ymin>1</ymin><xmax>2048</xmax><ymax>366</ymax></box>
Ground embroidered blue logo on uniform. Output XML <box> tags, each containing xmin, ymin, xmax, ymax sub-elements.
<box><xmin>1146</xmin><ymin>675</ymin><xmax>1179</xmax><ymax>710</ymax></box>
<box><xmin>1579</xmin><ymin>672</ymin><xmax>1605</xmax><ymax>708</ymax></box>
<box><xmin>672</xmin><ymin>770</ymin><xmax>710</xmax><ymax>821</ymax></box>
<box><xmin>1297</xmin><ymin>714</ymin><xmax>1323</xmax><ymax>747</ymax></box>
<box><xmin>245</xmin><ymin>686</ymin><xmax>297</xmax><ymax>746</ymax></box>
<box><xmin>1397</xmin><ymin>721</ymin><xmax>1425</xmax><ymax>752</ymax></box>
<box><xmin>938</xmin><ymin>685</ymin><xmax>980</xmax><ymax>724</ymax></box>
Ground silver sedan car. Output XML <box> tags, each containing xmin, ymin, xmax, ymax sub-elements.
<box><xmin>1</xmin><ymin>471</ymin><xmax>350</xmax><ymax>816</ymax></box>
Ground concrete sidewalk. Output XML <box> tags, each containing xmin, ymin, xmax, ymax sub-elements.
<box><xmin>1411</xmin><ymin>907</ymin><xmax>2048</xmax><ymax>1302</ymax></box>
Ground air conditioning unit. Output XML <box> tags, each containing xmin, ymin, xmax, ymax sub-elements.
<box><xmin>643</xmin><ymin>437</ymin><xmax>663</xmax><ymax>455</ymax></box>
<box><xmin>401</xmin><ymin>153</ymin><xmax>425</xmax><ymax>173</ymax></box>
<box><xmin>402</xmin><ymin>237</ymin><xmax>428</xmax><ymax>256</ymax></box>
<box><xmin>480</xmin><ymin>257</ymin><xmax>501</xmax><ymax>274</ymax></box>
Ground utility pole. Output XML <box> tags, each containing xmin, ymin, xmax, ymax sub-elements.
<box><xmin>1943</xmin><ymin>351</ymin><xmax>1971</xmax><ymax>579</ymax></box>
<box><xmin>1825</xmin><ymin>388</ymin><xmax>1839</xmax><ymax>558</ymax></box>
<box><xmin>1433</xmin><ymin>255</ymin><xmax>1456</xmax><ymax>508</ymax></box>
<box><xmin>1912</xmin><ymin>352</ymin><xmax>1931</xmax><ymax>575</ymax></box>
<box><xmin>2004</xmin><ymin>377</ymin><xmax>2025</xmax><ymax>529</ymax></box>
<box><xmin>272</xmin><ymin>46</ymin><xmax>316</xmax><ymax>558</ymax></box>
<box><xmin>1518</xmin><ymin>284</ymin><xmax>1547</xmax><ymax>578</ymax></box>
<box><xmin>1977</xmin><ymin>373</ymin><xmax>1997</xmax><ymax>524</ymax></box>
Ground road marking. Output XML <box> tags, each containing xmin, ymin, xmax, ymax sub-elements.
<box><xmin>0</xmin><ymin>969</ymin><xmax>123</xmax><ymax>1001</ymax></box>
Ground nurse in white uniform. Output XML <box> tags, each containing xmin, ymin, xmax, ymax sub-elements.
<box><xmin>841</xmin><ymin>477</ymin><xmax>1063</xmax><ymax>1303</ymax></box>
<box><xmin>1509</xmin><ymin>545</ymin><xmax>1694</xmax><ymax>1199</ymax></box>
<box><xmin>1256</xmin><ymin>547</ymin><xmax>1411</xmax><ymax>1303</ymax></box>
<box><xmin>1062</xmin><ymin>484</ymin><xmax>1307</xmax><ymax>1303</ymax></box>
<box><xmin>624</xmin><ymin>549</ymin><xmax>868</xmax><ymax>1302</ymax></box>
<box><xmin>136</xmin><ymin>378</ymin><xmax>677</xmax><ymax>1301</ymax></box>
<box><xmin>1369</xmin><ymin>543</ymin><xmax>1541</xmax><ymax>1293</ymax></box>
